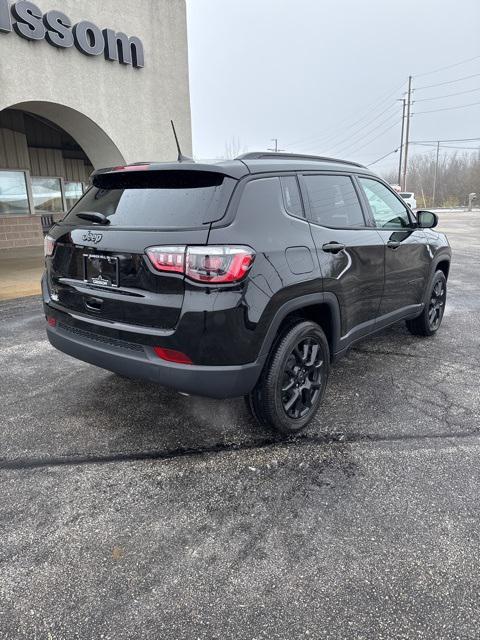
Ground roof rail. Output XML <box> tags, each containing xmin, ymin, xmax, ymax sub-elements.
<box><xmin>236</xmin><ymin>151</ymin><xmax>365</xmax><ymax>168</ymax></box>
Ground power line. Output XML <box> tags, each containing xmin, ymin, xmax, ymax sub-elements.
<box><xmin>286</xmin><ymin>62</ymin><xmax>479</xmax><ymax>157</ymax></box>
<box><xmin>410</xmin><ymin>137</ymin><xmax>480</xmax><ymax>143</ymax></box>
<box><xmin>415</xmin><ymin>72</ymin><xmax>480</xmax><ymax>91</ymax></box>
<box><xmin>437</xmin><ymin>145</ymin><xmax>480</xmax><ymax>150</ymax></box>
<box><xmin>286</xmin><ymin>82</ymin><xmax>404</xmax><ymax>147</ymax></box>
<box><xmin>348</xmin><ymin>120</ymin><xmax>400</xmax><ymax>157</ymax></box>
<box><xmin>367</xmin><ymin>149</ymin><xmax>399</xmax><ymax>167</ymax></box>
<box><xmin>414</xmin><ymin>86</ymin><xmax>480</xmax><ymax>102</ymax></box>
<box><xmin>414</xmin><ymin>143</ymin><xmax>480</xmax><ymax>150</ymax></box>
<box><xmin>286</xmin><ymin>80</ymin><xmax>406</xmax><ymax>149</ymax></box>
<box><xmin>364</xmin><ymin>137</ymin><xmax>480</xmax><ymax>171</ymax></box>
<box><xmin>288</xmin><ymin>62</ymin><xmax>480</xmax><ymax>174</ymax></box>
<box><xmin>414</xmin><ymin>100</ymin><xmax>480</xmax><ymax>115</ymax></box>
<box><xmin>413</xmin><ymin>141</ymin><xmax>480</xmax><ymax>146</ymax></box>
<box><xmin>293</xmin><ymin>102</ymin><xmax>399</xmax><ymax>155</ymax></box>
<box><xmin>292</xmin><ymin>99</ymin><xmax>399</xmax><ymax>152</ymax></box>
<box><xmin>415</xmin><ymin>54</ymin><xmax>480</xmax><ymax>78</ymax></box>
<box><xmin>325</xmin><ymin>108</ymin><xmax>400</xmax><ymax>156</ymax></box>
<box><xmin>362</xmin><ymin>70</ymin><xmax>479</xmax><ymax>183</ymax></box>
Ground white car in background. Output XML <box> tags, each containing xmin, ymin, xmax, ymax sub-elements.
<box><xmin>399</xmin><ymin>192</ymin><xmax>417</xmax><ymax>209</ymax></box>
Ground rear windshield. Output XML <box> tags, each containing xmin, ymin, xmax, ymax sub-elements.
<box><xmin>400</xmin><ymin>193</ymin><xmax>412</xmax><ymax>198</ymax></box>
<box><xmin>63</xmin><ymin>170</ymin><xmax>232</xmax><ymax>229</ymax></box>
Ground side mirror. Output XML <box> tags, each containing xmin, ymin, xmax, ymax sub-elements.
<box><xmin>416</xmin><ymin>210</ymin><xmax>438</xmax><ymax>229</ymax></box>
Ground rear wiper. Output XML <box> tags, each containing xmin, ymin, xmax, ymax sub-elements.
<box><xmin>77</xmin><ymin>211</ymin><xmax>110</xmax><ymax>225</ymax></box>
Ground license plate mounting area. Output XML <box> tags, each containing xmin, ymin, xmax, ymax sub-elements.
<box><xmin>83</xmin><ymin>254</ymin><xmax>119</xmax><ymax>288</ymax></box>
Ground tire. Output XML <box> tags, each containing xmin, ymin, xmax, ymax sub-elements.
<box><xmin>406</xmin><ymin>270</ymin><xmax>447</xmax><ymax>337</ymax></box>
<box><xmin>245</xmin><ymin>320</ymin><xmax>330</xmax><ymax>434</ymax></box>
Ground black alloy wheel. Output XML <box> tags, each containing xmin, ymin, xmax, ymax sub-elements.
<box><xmin>281</xmin><ymin>337</ymin><xmax>324</xmax><ymax>419</ymax></box>
<box><xmin>428</xmin><ymin>278</ymin><xmax>446</xmax><ymax>331</ymax></box>
<box><xmin>406</xmin><ymin>270</ymin><xmax>447</xmax><ymax>337</ymax></box>
<box><xmin>245</xmin><ymin>320</ymin><xmax>330</xmax><ymax>433</ymax></box>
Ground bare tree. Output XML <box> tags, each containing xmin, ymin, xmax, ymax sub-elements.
<box><xmin>382</xmin><ymin>150</ymin><xmax>480</xmax><ymax>208</ymax></box>
<box><xmin>222</xmin><ymin>137</ymin><xmax>246</xmax><ymax>160</ymax></box>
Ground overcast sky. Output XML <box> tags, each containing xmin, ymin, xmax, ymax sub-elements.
<box><xmin>186</xmin><ymin>0</ymin><xmax>480</xmax><ymax>173</ymax></box>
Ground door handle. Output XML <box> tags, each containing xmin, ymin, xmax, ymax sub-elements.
<box><xmin>322</xmin><ymin>242</ymin><xmax>346</xmax><ymax>254</ymax></box>
<box><xmin>387</xmin><ymin>240</ymin><xmax>401</xmax><ymax>249</ymax></box>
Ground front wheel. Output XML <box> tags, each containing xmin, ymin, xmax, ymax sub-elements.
<box><xmin>245</xmin><ymin>320</ymin><xmax>330</xmax><ymax>434</ymax></box>
<box><xmin>406</xmin><ymin>270</ymin><xmax>447</xmax><ymax>336</ymax></box>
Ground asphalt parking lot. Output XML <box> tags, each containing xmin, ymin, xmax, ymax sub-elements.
<box><xmin>1</xmin><ymin>210</ymin><xmax>480</xmax><ymax>639</ymax></box>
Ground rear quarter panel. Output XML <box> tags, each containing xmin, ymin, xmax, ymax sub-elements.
<box><xmin>205</xmin><ymin>175</ymin><xmax>324</xmax><ymax>363</ymax></box>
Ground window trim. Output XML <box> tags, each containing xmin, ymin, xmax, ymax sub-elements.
<box><xmin>298</xmin><ymin>171</ymin><xmax>372</xmax><ymax>230</ymax></box>
<box><xmin>354</xmin><ymin>174</ymin><xmax>416</xmax><ymax>230</ymax></box>
<box><xmin>279</xmin><ymin>174</ymin><xmax>306</xmax><ymax>220</ymax></box>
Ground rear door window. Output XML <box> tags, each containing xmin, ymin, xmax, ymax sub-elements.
<box><xmin>303</xmin><ymin>174</ymin><xmax>366</xmax><ymax>228</ymax></box>
<box><xmin>64</xmin><ymin>170</ymin><xmax>233</xmax><ymax>229</ymax></box>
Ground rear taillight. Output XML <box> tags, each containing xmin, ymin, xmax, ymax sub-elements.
<box><xmin>44</xmin><ymin>235</ymin><xmax>56</xmax><ymax>257</ymax></box>
<box><xmin>146</xmin><ymin>246</ymin><xmax>185</xmax><ymax>273</ymax></box>
<box><xmin>186</xmin><ymin>246</ymin><xmax>254</xmax><ymax>283</ymax></box>
<box><xmin>146</xmin><ymin>246</ymin><xmax>255</xmax><ymax>284</ymax></box>
<box><xmin>46</xmin><ymin>316</ymin><xmax>57</xmax><ymax>327</ymax></box>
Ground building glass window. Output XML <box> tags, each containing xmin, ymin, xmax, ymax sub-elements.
<box><xmin>31</xmin><ymin>177</ymin><xmax>63</xmax><ymax>212</ymax></box>
<box><xmin>64</xmin><ymin>181</ymin><xmax>84</xmax><ymax>211</ymax></box>
<box><xmin>0</xmin><ymin>170</ymin><xmax>30</xmax><ymax>216</ymax></box>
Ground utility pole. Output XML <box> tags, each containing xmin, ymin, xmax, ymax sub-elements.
<box><xmin>397</xmin><ymin>98</ymin><xmax>406</xmax><ymax>186</ymax></box>
<box><xmin>402</xmin><ymin>75</ymin><xmax>413</xmax><ymax>191</ymax></box>
<box><xmin>432</xmin><ymin>141</ymin><xmax>440</xmax><ymax>207</ymax></box>
<box><xmin>268</xmin><ymin>138</ymin><xmax>284</xmax><ymax>153</ymax></box>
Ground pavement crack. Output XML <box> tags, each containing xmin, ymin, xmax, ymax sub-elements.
<box><xmin>1</xmin><ymin>428</ymin><xmax>480</xmax><ymax>472</ymax></box>
<box><xmin>352</xmin><ymin>347</ymin><xmax>480</xmax><ymax>369</ymax></box>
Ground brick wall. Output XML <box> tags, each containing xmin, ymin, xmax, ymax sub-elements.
<box><xmin>0</xmin><ymin>216</ymin><xmax>45</xmax><ymax>250</ymax></box>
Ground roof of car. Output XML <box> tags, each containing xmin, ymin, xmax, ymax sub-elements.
<box><xmin>235</xmin><ymin>152</ymin><xmax>372</xmax><ymax>176</ymax></box>
<box><xmin>92</xmin><ymin>152</ymin><xmax>374</xmax><ymax>181</ymax></box>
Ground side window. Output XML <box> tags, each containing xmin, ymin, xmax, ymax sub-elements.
<box><xmin>280</xmin><ymin>176</ymin><xmax>303</xmax><ymax>217</ymax></box>
<box><xmin>358</xmin><ymin>178</ymin><xmax>411</xmax><ymax>229</ymax></box>
<box><xmin>303</xmin><ymin>174</ymin><xmax>365</xmax><ymax>228</ymax></box>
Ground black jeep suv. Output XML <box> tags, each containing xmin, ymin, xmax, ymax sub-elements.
<box><xmin>43</xmin><ymin>152</ymin><xmax>451</xmax><ymax>433</ymax></box>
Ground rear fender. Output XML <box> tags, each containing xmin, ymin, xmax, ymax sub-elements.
<box><xmin>258</xmin><ymin>292</ymin><xmax>341</xmax><ymax>360</ymax></box>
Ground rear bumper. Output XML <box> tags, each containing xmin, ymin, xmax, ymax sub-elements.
<box><xmin>45</xmin><ymin>319</ymin><xmax>262</xmax><ymax>399</ymax></box>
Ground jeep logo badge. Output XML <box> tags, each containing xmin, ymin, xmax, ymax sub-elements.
<box><xmin>82</xmin><ymin>231</ymin><xmax>103</xmax><ymax>244</ymax></box>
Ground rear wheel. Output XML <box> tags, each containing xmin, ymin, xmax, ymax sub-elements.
<box><xmin>406</xmin><ymin>270</ymin><xmax>447</xmax><ymax>336</ymax></box>
<box><xmin>245</xmin><ymin>320</ymin><xmax>330</xmax><ymax>434</ymax></box>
